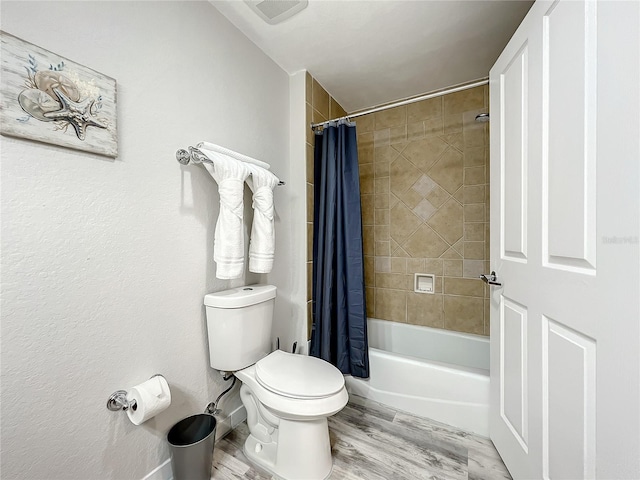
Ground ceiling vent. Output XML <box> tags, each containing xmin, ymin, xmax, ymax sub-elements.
<box><xmin>244</xmin><ymin>0</ymin><xmax>309</xmax><ymax>25</ymax></box>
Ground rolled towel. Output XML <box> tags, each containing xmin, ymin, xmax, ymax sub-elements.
<box><xmin>198</xmin><ymin>142</ymin><xmax>271</xmax><ymax>170</ymax></box>
<box><xmin>202</xmin><ymin>151</ymin><xmax>250</xmax><ymax>279</ymax></box>
<box><xmin>246</xmin><ymin>165</ymin><xmax>280</xmax><ymax>274</ymax></box>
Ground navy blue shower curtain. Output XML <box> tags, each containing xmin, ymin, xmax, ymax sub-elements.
<box><xmin>310</xmin><ymin>121</ymin><xmax>369</xmax><ymax>378</ymax></box>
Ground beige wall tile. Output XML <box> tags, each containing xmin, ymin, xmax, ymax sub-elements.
<box><xmin>374</xmin><ymin>161</ymin><xmax>390</xmax><ymax>177</ymax></box>
<box><xmin>443</xmin><ymin>114</ymin><xmax>463</xmax><ymax>134</ymax></box>
<box><xmin>306</xmin><ymin>103</ymin><xmax>314</xmax><ymax>145</ymax></box>
<box><xmin>375</xmin><ymin>241</ymin><xmax>390</xmax><ymax>256</ymax></box>
<box><xmin>374</xmin><ymin>193</ymin><xmax>389</xmax><ymax>209</ymax></box>
<box><xmin>463</xmin><ymin>260</ymin><xmax>485</xmax><ymax>279</ymax></box>
<box><xmin>375</xmin><ymin>208</ymin><xmax>389</xmax><ymax>225</ymax></box>
<box><xmin>390</xmin><ymin>202</ymin><xmax>422</xmax><ymax>245</ymax></box>
<box><xmin>424</xmin><ymin>117</ymin><xmax>444</xmax><ymax>136</ymax></box>
<box><xmin>397</xmin><ymin>188</ymin><xmax>423</xmax><ymax>209</ymax></box>
<box><xmin>307</xmin><ymin>262</ymin><xmax>313</xmax><ymax>301</ymax></box>
<box><xmin>425</xmin><ymin>186</ymin><xmax>450</xmax><ymax>209</ymax></box>
<box><xmin>484</xmin><ymin>298</ymin><xmax>490</xmax><ymax>335</ymax></box>
<box><xmin>305</xmin><ymin>72</ymin><xmax>312</xmax><ymax>103</ymax></box>
<box><xmin>355</xmin><ymin>114</ymin><xmax>374</xmax><ymax>133</ymax></box>
<box><xmin>366</xmin><ymin>287</ymin><xmax>375</xmax><ymax>317</ymax></box>
<box><xmin>463</xmin><ymin>146</ymin><xmax>485</xmax><ymax>167</ymax></box>
<box><xmin>389</xmin><ymin>125</ymin><xmax>407</xmax><ymax>145</ymax></box>
<box><xmin>307</xmin><ymin>222</ymin><xmax>313</xmax><ymax>262</ymax></box>
<box><xmin>443</xmin><ymin>86</ymin><xmax>485</xmax><ymax>116</ymax></box>
<box><xmin>375</xmin><ymin>256</ymin><xmax>391</xmax><ymax>273</ymax></box>
<box><xmin>306</xmin><ymin>183</ymin><xmax>314</xmax><ymax>222</ymax></box>
<box><xmin>375</xmin><ymin>177</ymin><xmax>390</xmax><ymax>194</ymax></box>
<box><xmin>463</xmin><ymin>185</ymin><xmax>485</xmax><ymax>204</ymax></box>
<box><xmin>391</xmin><ymin>257</ymin><xmax>407</xmax><ymax>273</ymax></box>
<box><xmin>359</xmin><ymin>163</ymin><xmax>374</xmax><ymax>194</ymax></box>
<box><xmin>443</xmin><ymin>277</ymin><xmax>484</xmax><ymax>297</ymax></box>
<box><xmin>407</xmin><ymin>293</ymin><xmax>444</xmax><ymax>327</ymax></box>
<box><xmin>374</xmin><ymin>129</ymin><xmax>390</xmax><ymax>147</ymax></box>
<box><xmin>374</xmin><ymin>145</ymin><xmax>395</xmax><ymax>163</ymax></box>
<box><xmin>443</xmin><ymin>259</ymin><xmax>463</xmax><ymax>277</ymax></box>
<box><xmin>407</xmin><ymin>97</ymin><xmax>442</xmax><ymax>122</ymax></box>
<box><xmin>424</xmin><ymin>258</ymin><xmax>444</xmax><ymax>276</ymax></box>
<box><xmin>312</xmin><ymin>79</ymin><xmax>329</xmax><ymax>118</ymax></box>
<box><xmin>402</xmin><ymin>137</ymin><xmax>449</xmax><ymax>173</ymax></box>
<box><xmin>407</xmin><ymin>121</ymin><xmax>425</xmax><ymax>141</ymax></box>
<box><xmin>364</xmin><ymin>256</ymin><xmax>375</xmax><ymax>286</ymax></box>
<box><xmin>428</xmin><ymin>147</ymin><xmax>463</xmax><ymax>194</ymax></box>
<box><xmin>330</xmin><ymin>96</ymin><xmax>347</xmax><ymax>119</ymax></box>
<box><xmin>390</xmin><ymin>156</ymin><xmax>421</xmax><ymax>194</ymax></box>
<box><xmin>361</xmin><ymin>194</ymin><xmax>374</xmax><ymax>225</ymax></box>
<box><xmin>376</xmin><ymin>272</ymin><xmax>407</xmax><ymax>290</ymax></box>
<box><xmin>444</xmin><ymin>295</ymin><xmax>484</xmax><ymax>335</ymax></box>
<box><xmin>464</xmin><ymin>223</ymin><xmax>485</xmax><ymax>241</ymax></box>
<box><xmin>464</xmin><ymin>241</ymin><xmax>484</xmax><ymax>260</ymax></box>
<box><xmin>375</xmin><ymin>105</ymin><xmax>406</xmax><ymax>129</ymax></box>
<box><xmin>404</xmin><ymin>224</ymin><xmax>449</xmax><ymax>258</ymax></box>
<box><xmin>358</xmin><ymin>132</ymin><xmax>374</xmax><ymax>164</ymax></box>
<box><xmin>406</xmin><ymin>258</ymin><xmax>425</xmax><ymax>274</ymax></box>
<box><xmin>464</xmin><ymin>204</ymin><xmax>484</xmax><ymax>223</ymax></box>
<box><xmin>306</xmin><ymin>143</ymin><xmax>314</xmax><ymax>183</ymax></box>
<box><xmin>464</xmin><ymin>166</ymin><xmax>485</xmax><ymax>185</ymax></box>
<box><xmin>427</xmin><ymin>198</ymin><xmax>463</xmax><ymax>245</ymax></box>
<box><xmin>463</xmin><ymin>127</ymin><xmax>487</xmax><ymax>148</ymax></box>
<box><xmin>312</xmin><ymin>107</ymin><xmax>327</xmax><ymax>123</ymax></box>
<box><xmin>375</xmin><ymin>288</ymin><xmax>407</xmax><ymax>322</ymax></box>
<box><xmin>363</xmin><ymin>226</ymin><xmax>374</xmax><ymax>255</ymax></box>
<box><xmin>374</xmin><ymin>225</ymin><xmax>390</xmax><ymax>242</ymax></box>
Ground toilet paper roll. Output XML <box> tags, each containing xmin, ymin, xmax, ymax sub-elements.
<box><xmin>126</xmin><ymin>376</ymin><xmax>171</xmax><ymax>425</ymax></box>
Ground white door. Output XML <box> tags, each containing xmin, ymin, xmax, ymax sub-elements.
<box><xmin>489</xmin><ymin>1</ymin><xmax>640</xmax><ymax>479</ymax></box>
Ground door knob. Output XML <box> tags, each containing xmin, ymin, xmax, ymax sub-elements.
<box><xmin>480</xmin><ymin>271</ymin><xmax>502</xmax><ymax>286</ymax></box>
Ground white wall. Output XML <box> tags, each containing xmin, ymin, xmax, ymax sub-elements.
<box><xmin>0</xmin><ymin>2</ymin><xmax>302</xmax><ymax>479</ymax></box>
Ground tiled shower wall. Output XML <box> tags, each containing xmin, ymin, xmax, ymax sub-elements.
<box><xmin>355</xmin><ymin>86</ymin><xmax>491</xmax><ymax>336</ymax></box>
<box><xmin>305</xmin><ymin>73</ymin><xmax>347</xmax><ymax>338</ymax></box>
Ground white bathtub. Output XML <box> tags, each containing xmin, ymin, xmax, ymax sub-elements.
<box><xmin>345</xmin><ymin>318</ymin><xmax>490</xmax><ymax>436</ymax></box>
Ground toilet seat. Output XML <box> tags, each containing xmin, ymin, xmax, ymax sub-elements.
<box><xmin>255</xmin><ymin>350</ymin><xmax>344</xmax><ymax>399</ymax></box>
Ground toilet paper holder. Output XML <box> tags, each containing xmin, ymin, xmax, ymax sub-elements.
<box><xmin>106</xmin><ymin>374</ymin><xmax>165</xmax><ymax>412</ymax></box>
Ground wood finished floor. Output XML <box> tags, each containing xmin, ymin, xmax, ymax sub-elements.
<box><xmin>212</xmin><ymin>395</ymin><xmax>511</xmax><ymax>480</ymax></box>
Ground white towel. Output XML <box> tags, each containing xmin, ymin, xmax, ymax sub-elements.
<box><xmin>246</xmin><ymin>165</ymin><xmax>280</xmax><ymax>274</ymax></box>
<box><xmin>202</xmin><ymin>151</ymin><xmax>250</xmax><ymax>279</ymax></box>
<box><xmin>198</xmin><ymin>142</ymin><xmax>271</xmax><ymax>170</ymax></box>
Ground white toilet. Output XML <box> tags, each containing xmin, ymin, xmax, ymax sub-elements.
<box><xmin>204</xmin><ymin>284</ymin><xmax>348</xmax><ymax>480</ymax></box>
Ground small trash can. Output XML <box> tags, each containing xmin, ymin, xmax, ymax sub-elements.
<box><xmin>168</xmin><ymin>414</ymin><xmax>217</xmax><ymax>480</ymax></box>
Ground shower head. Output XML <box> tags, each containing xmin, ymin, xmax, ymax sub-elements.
<box><xmin>475</xmin><ymin>113</ymin><xmax>490</xmax><ymax>123</ymax></box>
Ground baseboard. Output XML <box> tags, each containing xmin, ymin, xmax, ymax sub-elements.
<box><xmin>141</xmin><ymin>458</ymin><xmax>172</xmax><ymax>480</ymax></box>
<box><xmin>141</xmin><ymin>406</ymin><xmax>247</xmax><ymax>480</ymax></box>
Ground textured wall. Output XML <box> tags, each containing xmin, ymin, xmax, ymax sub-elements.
<box><xmin>0</xmin><ymin>2</ymin><xmax>295</xmax><ymax>479</ymax></box>
<box><xmin>305</xmin><ymin>73</ymin><xmax>347</xmax><ymax>338</ymax></box>
<box><xmin>356</xmin><ymin>86</ymin><xmax>491</xmax><ymax>335</ymax></box>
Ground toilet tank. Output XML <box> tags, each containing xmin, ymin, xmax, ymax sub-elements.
<box><xmin>204</xmin><ymin>284</ymin><xmax>276</xmax><ymax>372</ymax></box>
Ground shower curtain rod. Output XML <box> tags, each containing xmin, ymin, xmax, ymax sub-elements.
<box><xmin>310</xmin><ymin>78</ymin><xmax>488</xmax><ymax>129</ymax></box>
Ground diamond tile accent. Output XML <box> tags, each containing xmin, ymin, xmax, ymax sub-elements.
<box><xmin>402</xmin><ymin>137</ymin><xmax>449</xmax><ymax>173</ymax></box>
<box><xmin>390</xmin><ymin>156</ymin><xmax>421</xmax><ymax>195</ymax></box>
<box><xmin>411</xmin><ymin>175</ymin><xmax>437</xmax><ymax>196</ymax></box>
<box><xmin>413</xmin><ymin>199</ymin><xmax>437</xmax><ymax>221</ymax></box>
<box><xmin>403</xmin><ymin>225</ymin><xmax>449</xmax><ymax>258</ymax></box>
<box><xmin>428</xmin><ymin>147</ymin><xmax>463</xmax><ymax>194</ymax></box>
<box><xmin>390</xmin><ymin>202</ymin><xmax>422</xmax><ymax>245</ymax></box>
<box><xmin>427</xmin><ymin>198</ymin><xmax>463</xmax><ymax>245</ymax></box>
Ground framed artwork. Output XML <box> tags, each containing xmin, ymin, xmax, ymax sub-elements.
<box><xmin>0</xmin><ymin>31</ymin><xmax>117</xmax><ymax>158</ymax></box>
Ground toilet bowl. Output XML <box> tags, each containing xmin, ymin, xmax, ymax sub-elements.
<box><xmin>204</xmin><ymin>285</ymin><xmax>348</xmax><ymax>480</ymax></box>
<box><xmin>235</xmin><ymin>350</ymin><xmax>348</xmax><ymax>479</ymax></box>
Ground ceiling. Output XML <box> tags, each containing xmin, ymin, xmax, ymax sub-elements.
<box><xmin>211</xmin><ymin>0</ymin><xmax>533</xmax><ymax>112</ymax></box>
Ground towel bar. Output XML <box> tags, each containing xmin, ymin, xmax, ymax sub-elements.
<box><xmin>176</xmin><ymin>146</ymin><xmax>285</xmax><ymax>186</ymax></box>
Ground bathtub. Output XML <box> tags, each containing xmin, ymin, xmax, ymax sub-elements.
<box><xmin>345</xmin><ymin>318</ymin><xmax>490</xmax><ymax>436</ymax></box>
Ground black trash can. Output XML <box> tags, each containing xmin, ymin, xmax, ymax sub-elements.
<box><xmin>167</xmin><ymin>414</ymin><xmax>217</xmax><ymax>480</ymax></box>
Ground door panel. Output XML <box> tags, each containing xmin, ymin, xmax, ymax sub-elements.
<box><xmin>543</xmin><ymin>0</ymin><xmax>597</xmax><ymax>271</ymax></box>
<box><xmin>490</xmin><ymin>1</ymin><xmax>640</xmax><ymax>479</ymax></box>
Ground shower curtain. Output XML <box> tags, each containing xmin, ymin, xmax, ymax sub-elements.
<box><xmin>310</xmin><ymin>120</ymin><xmax>369</xmax><ymax>378</ymax></box>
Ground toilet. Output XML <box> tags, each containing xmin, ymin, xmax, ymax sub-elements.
<box><xmin>204</xmin><ymin>284</ymin><xmax>348</xmax><ymax>480</ymax></box>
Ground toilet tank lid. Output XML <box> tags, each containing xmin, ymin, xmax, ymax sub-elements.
<box><xmin>204</xmin><ymin>284</ymin><xmax>276</xmax><ymax>308</ymax></box>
